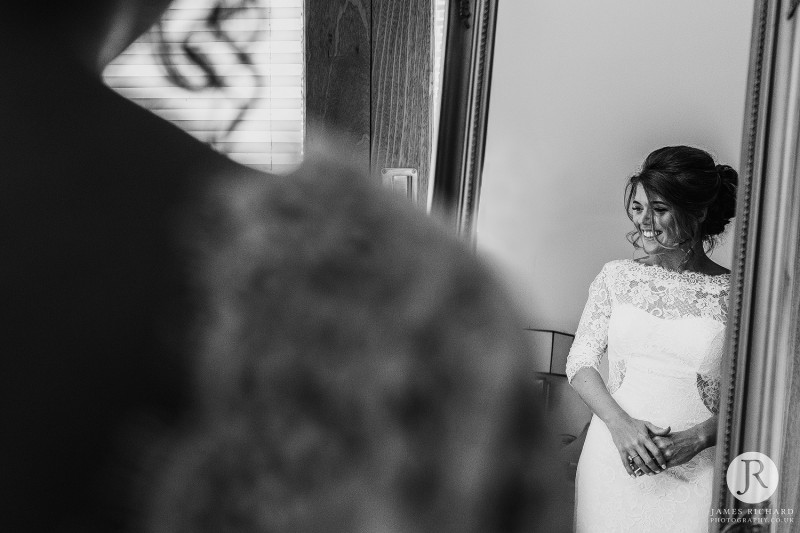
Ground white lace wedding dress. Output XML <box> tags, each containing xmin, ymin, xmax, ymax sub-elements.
<box><xmin>566</xmin><ymin>259</ymin><xmax>729</xmax><ymax>533</ymax></box>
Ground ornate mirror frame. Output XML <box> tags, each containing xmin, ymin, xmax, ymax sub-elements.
<box><xmin>431</xmin><ymin>0</ymin><xmax>498</xmax><ymax>237</ymax></box>
<box><xmin>713</xmin><ymin>1</ymin><xmax>800</xmax><ymax>530</ymax></box>
<box><xmin>434</xmin><ymin>0</ymin><xmax>800</xmax><ymax>529</ymax></box>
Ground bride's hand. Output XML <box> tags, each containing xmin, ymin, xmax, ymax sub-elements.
<box><xmin>606</xmin><ymin>414</ymin><xmax>670</xmax><ymax>477</ymax></box>
<box><xmin>652</xmin><ymin>429</ymin><xmax>704</xmax><ymax>469</ymax></box>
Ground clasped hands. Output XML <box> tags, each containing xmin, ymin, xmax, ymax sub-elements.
<box><xmin>607</xmin><ymin>414</ymin><xmax>704</xmax><ymax>479</ymax></box>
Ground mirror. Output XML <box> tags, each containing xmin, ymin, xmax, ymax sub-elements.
<box><xmin>432</xmin><ymin>0</ymin><xmax>800</xmax><ymax>530</ymax></box>
<box><xmin>476</xmin><ymin>2</ymin><xmax>754</xmax><ymax>529</ymax></box>
<box><xmin>436</xmin><ymin>0</ymin><xmax>800</xmax><ymax>530</ymax></box>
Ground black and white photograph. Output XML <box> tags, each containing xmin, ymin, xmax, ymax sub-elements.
<box><xmin>2</xmin><ymin>0</ymin><xmax>799</xmax><ymax>531</ymax></box>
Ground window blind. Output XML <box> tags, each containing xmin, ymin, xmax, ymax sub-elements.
<box><xmin>103</xmin><ymin>0</ymin><xmax>304</xmax><ymax>174</ymax></box>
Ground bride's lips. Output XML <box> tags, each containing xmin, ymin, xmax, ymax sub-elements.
<box><xmin>641</xmin><ymin>228</ymin><xmax>662</xmax><ymax>239</ymax></box>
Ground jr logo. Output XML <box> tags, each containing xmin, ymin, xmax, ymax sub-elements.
<box><xmin>726</xmin><ymin>452</ymin><xmax>779</xmax><ymax>504</ymax></box>
<box><xmin>736</xmin><ymin>459</ymin><xmax>769</xmax><ymax>495</ymax></box>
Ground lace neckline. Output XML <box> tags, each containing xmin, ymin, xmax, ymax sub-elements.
<box><xmin>625</xmin><ymin>258</ymin><xmax>730</xmax><ymax>284</ymax></box>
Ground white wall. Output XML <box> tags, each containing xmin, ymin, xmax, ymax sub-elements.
<box><xmin>478</xmin><ymin>0</ymin><xmax>754</xmax><ymax>338</ymax></box>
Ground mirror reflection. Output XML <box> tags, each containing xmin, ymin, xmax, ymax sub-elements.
<box><xmin>478</xmin><ymin>1</ymin><xmax>754</xmax><ymax>530</ymax></box>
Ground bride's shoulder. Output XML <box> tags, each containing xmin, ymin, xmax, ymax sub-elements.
<box><xmin>579</xmin><ymin>260</ymin><xmax>634</xmax><ymax>288</ymax></box>
<box><xmin>598</xmin><ymin>258</ymin><xmax>635</xmax><ymax>276</ymax></box>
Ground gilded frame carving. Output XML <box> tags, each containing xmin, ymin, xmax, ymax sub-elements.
<box><xmin>713</xmin><ymin>1</ymin><xmax>800</xmax><ymax>530</ymax></box>
<box><xmin>431</xmin><ymin>0</ymin><xmax>498</xmax><ymax>238</ymax></box>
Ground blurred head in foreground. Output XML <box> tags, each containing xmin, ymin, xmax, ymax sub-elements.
<box><xmin>142</xmin><ymin>152</ymin><xmax>567</xmax><ymax>532</ymax></box>
<box><xmin>1</xmin><ymin>1</ymin><xmax>567</xmax><ymax>531</ymax></box>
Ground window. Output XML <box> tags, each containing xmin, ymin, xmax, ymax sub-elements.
<box><xmin>103</xmin><ymin>0</ymin><xmax>304</xmax><ymax>174</ymax></box>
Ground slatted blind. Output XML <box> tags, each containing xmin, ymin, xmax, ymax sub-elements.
<box><xmin>103</xmin><ymin>0</ymin><xmax>304</xmax><ymax>174</ymax></box>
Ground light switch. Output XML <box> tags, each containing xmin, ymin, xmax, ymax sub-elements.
<box><xmin>381</xmin><ymin>168</ymin><xmax>419</xmax><ymax>201</ymax></box>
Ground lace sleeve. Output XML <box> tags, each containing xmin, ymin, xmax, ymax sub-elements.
<box><xmin>697</xmin><ymin>329</ymin><xmax>725</xmax><ymax>414</ymax></box>
<box><xmin>566</xmin><ymin>265</ymin><xmax>612</xmax><ymax>383</ymax></box>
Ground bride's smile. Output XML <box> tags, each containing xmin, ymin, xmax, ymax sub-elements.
<box><xmin>629</xmin><ymin>187</ymin><xmax>681</xmax><ymax>258</ymax></box>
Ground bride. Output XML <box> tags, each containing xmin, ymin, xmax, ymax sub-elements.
<box><xmin>566</xmin><ymin>146</ymin><xmax>737</xmax><ymax>532</ymax></box>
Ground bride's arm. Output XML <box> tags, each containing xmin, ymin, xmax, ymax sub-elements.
<box><xmin>566</xmin><ymin>264</ymin><xmax>668</xmax><ymax>477</ymax></box>
<box><xmin>652</xmin><ymin>415</ymin><xmax>718</xmax><ymax>468</ymax></box>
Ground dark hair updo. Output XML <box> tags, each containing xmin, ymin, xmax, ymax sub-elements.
<box><xmin>624</xmin><ymin>145</ymin><xmax>738</xmax><ymax>253</ymax></box>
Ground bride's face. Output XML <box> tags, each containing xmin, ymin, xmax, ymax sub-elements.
<box><xmin>629</xmin><ymin>186</ymin><xmax>683</xmax><ymax>256</ymax></box>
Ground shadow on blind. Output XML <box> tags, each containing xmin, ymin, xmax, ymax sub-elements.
<box><xmin>103</xmin><ymin>0</ymin><xmax>304</xmax><ymax>174</ymax></box>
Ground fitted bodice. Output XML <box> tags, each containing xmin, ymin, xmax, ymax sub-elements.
<box><xmin>566</xmin><ymin>259</ymin><xmax>729</xmax><ymax>423</ymax></box>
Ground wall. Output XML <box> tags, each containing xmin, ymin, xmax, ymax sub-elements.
<box><xmin>305</xmin><ymin>0</ymin><xmax>433</xmax><ymax>204</ymax></box>
<box><xmin>477</xmin><ymin>0</ymin><xmax>755</xmax><ymax>339</ymax></box>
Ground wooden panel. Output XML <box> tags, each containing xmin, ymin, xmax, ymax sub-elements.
<box><xmin>305</xmin><ymin>0</ymin><xmax>371</xmax><ymax>174</ymax></box>
<box><xmin>778</xmin><ymin>286</ymin><xmax>800</xmax><ymax>530</ymax></box>
<box><xmin>371</xmin><ymin>0</ymin><xmax>432</xmax><ymax>204</ymax></box>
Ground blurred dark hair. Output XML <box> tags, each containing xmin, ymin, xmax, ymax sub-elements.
<box><xmin>624</xmin><ymin>145</ymin><xmax>738</xmax><ymax>254</ymax></box>
<box><xmin>137</xmin><ymin>160</ymin><xmax>568</xmax><ymax>533</ymax></box>
<box><xmin>153</xmin><ymin>0</ymin><xmax>266</xmax><ymax>147</ymax></box>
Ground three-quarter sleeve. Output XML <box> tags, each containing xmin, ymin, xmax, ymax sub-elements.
<box><xmin>566</xmin><ymin>265</ymin><xmax>612</xmax><ymax>383</ymax></box>
<box><xmin>696</xmin><ymin>328</ymin><xmax>724</xmax><ymax>414</ymax></box>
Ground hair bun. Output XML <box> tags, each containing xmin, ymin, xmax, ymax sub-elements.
<box><xmin>628</xmin><ymin>146</ymin><xmax>739</xmax><ymax>249</ymax></box>
<box><xmin>716</xmin><ymin>164</ymin><xmax>737</xmax><ymax>186</ymax></box>
<box><xmin>703</xmin><ymin>164</ymin><xmax>738</xmax><ymax>237</ymax></box>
